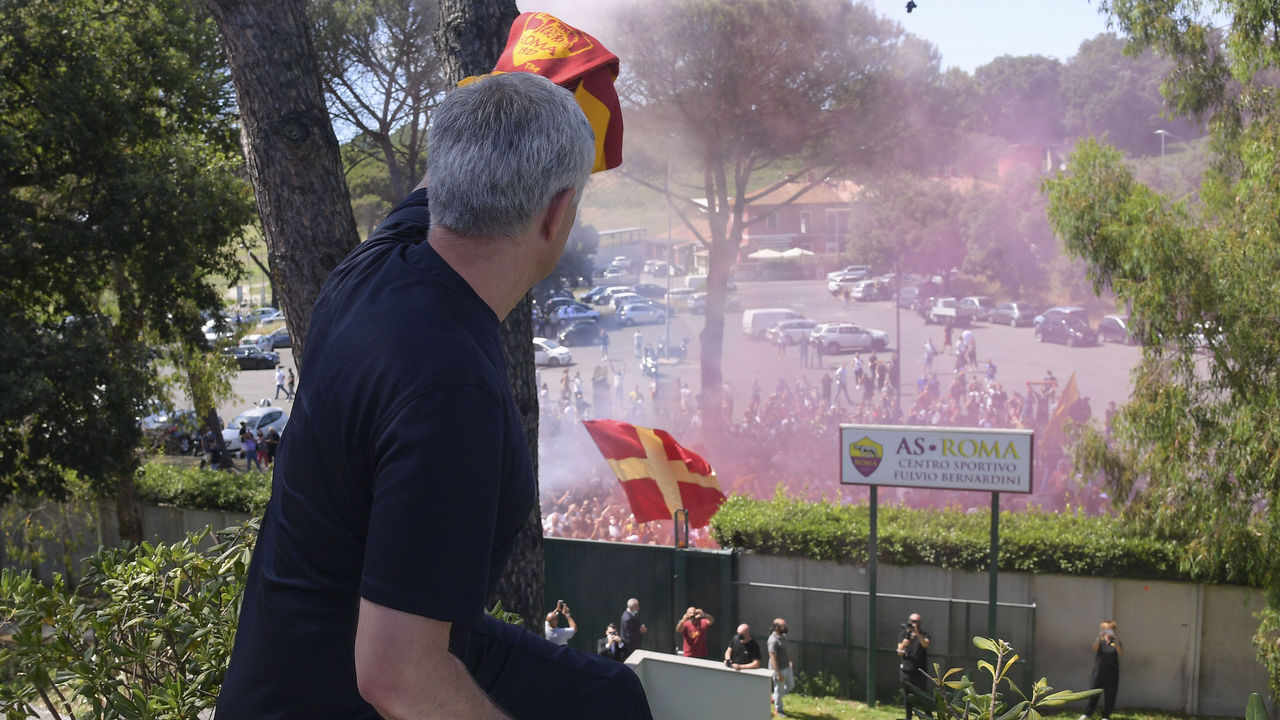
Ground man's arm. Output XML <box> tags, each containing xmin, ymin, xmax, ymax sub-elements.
<box><xmin>354</xmin><ymin>599</ymin><xmax>510</xmax><ymax>720</ymax></box>
<box><xmin>918</xmin><ymin>632</ymin><xmax>931</xmax><ymax>649</ymax></box>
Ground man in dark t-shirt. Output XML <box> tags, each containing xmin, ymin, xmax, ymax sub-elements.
<box><xmin>898</xmin><ymin>612</ymin><xmax>933</xmax><ymax>719</ymax></box>
<box><xmin>216</xmin><ymin>72</ymin><xmax>649</xmax><ymax>720</ymax></box>
<box><xmin>724</xmin><ymin>623</ymin><xmax>762</xmax><ymax>670</ymax></box>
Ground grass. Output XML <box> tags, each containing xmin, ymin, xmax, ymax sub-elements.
<box><xmin>776</xmin><ymin>696</ymin><xmax>1242</xmax><ymax>720</ymax></box>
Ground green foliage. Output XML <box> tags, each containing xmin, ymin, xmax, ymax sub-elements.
<box><xmin>1246</xmin><ymin>692</ymin><xmax>1270</xmax><ymax>720</ymax></box>
<box><xmin>0</xmin><ymin>521</ymin><xmax>257</xmax><ymax>719</ymax></box>
<box><xmin>908</xmin><ymin>637</ymin><xmax>1099</xmax><ymax>720</ymax></box>
<box><xmin>709</xmin><ymin>494</ymin><xmax>1249</xmax><ymax>585</ymax></box>
<box><xmin>0</xmin><ymin>0</ymin><xmax>254</xmax><ymax>506</ymax></box>
<box><xmin>134</xmin><ymin>463</ymin><xmax>271</xmax><ymax>515</ymax></box>
<box><xmin>1046</xmin><ymin>1</ymin><xmax>1280</xmax><ymax>695</ymax></box>
<box><xmin>795</xmin><ymin>669</ymin><xmax>844</xmax><ymax>698</ymax></box>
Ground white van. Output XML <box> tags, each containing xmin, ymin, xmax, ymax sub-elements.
<box><xmin>741</xmin><ymin>308</ymin><xmax>802</xmax><ymax>339</ymax></box>
<box><xmin>686</xmin><ymin>274</ymin><xmax>708</xmax><ymax>292</ymax></box>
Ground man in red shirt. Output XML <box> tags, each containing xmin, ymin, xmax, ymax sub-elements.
<box><xmin>676</xmin><ymin>607</ymin><xmax>715</xmax><ymax>659</ymax></box>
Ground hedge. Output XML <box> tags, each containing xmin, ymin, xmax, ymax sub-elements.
<box><xmin>709</xmin><ymin>494</ymin><xmax>1259</xmax><ymax>587</ymax></box>
<box><xmin>134</xmin><ymin>462</ymin><xmax>271</xmax><ymax>515</ymax></box>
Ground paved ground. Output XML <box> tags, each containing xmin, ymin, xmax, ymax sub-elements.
<box><xmin>214</xmin><ymin>276</ymin><xmax>1140</xmax><ymax>446</ymax></box>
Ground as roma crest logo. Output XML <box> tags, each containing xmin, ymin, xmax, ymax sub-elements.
<box><xmin>848</xmin><ymin>436</ymin><xmax>883</xmax><ymax>478</ymax></box>
<box><xmin>512</xmin><ymin>13</ymin><xmax>596</xmax><ymax>67</ymax></box>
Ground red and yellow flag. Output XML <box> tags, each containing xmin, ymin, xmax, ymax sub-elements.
<box><xmin>1041</xmin><ymin>371</ymin><xmax>1080</xmax><ymax>451</ymax></box>
<box><xmin>461</xmin><ymin>12</ymin><xmax>623</xmax><ymax>173</ymax></box>
<box><xmin>582</xmin><ymin>420</ymin><xmax>725</xmax><ymax>527</ymax></box>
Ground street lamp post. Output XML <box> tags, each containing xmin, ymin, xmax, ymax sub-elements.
<box><xmin>1154</xmin><ymin>129</ymin><xmax>1182</xmax><ymax>162</ymax></box>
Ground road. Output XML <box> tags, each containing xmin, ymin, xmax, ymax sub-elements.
<box><xmin>216</xmin><ymin>277</ymin><xmax>1140</xmax><ymax>448</ymax></box>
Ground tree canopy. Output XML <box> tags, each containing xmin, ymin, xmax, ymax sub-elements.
<box><xmin>612</xmin><ymin>0</ymin><xmax>922</xmax><ymax>436</ymax></box>
<box><xmin>1046</xmin><ymin>0</ymin><xmax>1280</xmax><ymax>694</ymax></box>
<box><xmin>0</xmin><ymin>0</ymin><xmax>253</xmax><ymax>532</ymax></box>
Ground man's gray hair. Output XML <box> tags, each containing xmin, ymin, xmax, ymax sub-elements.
<box><xmin>427</xmin><ymin>72</ymin><xmax>595</xmax><ymax>239</ymax></box>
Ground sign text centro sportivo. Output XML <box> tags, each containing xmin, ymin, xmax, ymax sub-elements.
<box><xmin>839</xmin><ymin>425</ymin><xmax>1034</xmax><ymax>494</ymax></box>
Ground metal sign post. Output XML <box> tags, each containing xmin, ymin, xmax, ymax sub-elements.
<box><xmin>839</xmin><ymin>424</ymin><xmax>1033</xmax><ymax>704</ymax></box>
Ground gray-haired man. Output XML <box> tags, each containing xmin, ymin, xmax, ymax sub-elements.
<box><xmin>217</xmin><ymin>71</ymin><xmax>649</xmax><ymax>720</ymax></box>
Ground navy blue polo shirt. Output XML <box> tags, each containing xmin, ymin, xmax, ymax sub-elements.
<box><xmin>217</xmin><ymin>190</ymin><xmax>535</xmax><ymax>718</ymax></box>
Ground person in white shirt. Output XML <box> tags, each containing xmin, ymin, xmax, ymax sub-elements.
<box><xmin>545</xmin><ymin>600</ymin><xmax>578</xmax><ymax>645</ymax></box>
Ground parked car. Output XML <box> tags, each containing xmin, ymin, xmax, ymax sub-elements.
<box><xmin>958</xmin><ymin>296</ymin><xmax>996</xmax><ymax>321</ymax></box>
<box><xmin>610</xmin><ymin>292</ymin><xmax>644</xmax><ymax>312</ymax></box>
<box><xmin>557</xmin><ymin>320</ymin><xmax>603</xmax><ymax>346</ymax></box>
<box><xmin>581</xmin><ymin>286</ymin><xmax>610</xmax><ymax>305</ymax></box>
<box><xmin>265</xmin><ymin>325</ymin><xmax>291</xmax><ymax>349</ymax></box>
<box><xmin>256</xmin><ymin>309</ymin><xmax>286</xmax><ymax>326</ymax></box>
<box><xmin>988</xmin><ymin>301</ymin><xmax>1037</xmax><ymax>327</ymax></box>
<box><xmin>541</xmin><ymin>296</ymin><xmax>578</xmax><ymax>314</ymax></box>
<box><xmin>618</xmin><ymin>302</ymin><xmax>667</xmax><ymax>326</ymax></box>
<box><xmin>595</xmin><ymin>286</ymin><xmax>635</xmax><ymax>305</ymax></box>
<box><xmin>687</xmin><ymin>292</ymin><xmax>741</xmax><ymax>314</ymax></box>
<box><xmin>227</xmin><ymin>346</ymin><xmax>280</xmax><ymax>370</ymax></box>
<box><xmin>239</xmin><ymin>334</ymin><xmax>273</xmax><ymax>353</ymax></box>
<box><xmin>141</xmin><ymin>408</ymin><xmax>200</xmax><ymax>454</ymax></box>
<box><xmin>1097</xmin><ymin>314</ymin><xmax>1138</xmax><ymax>344</ymax></box>
<box><xmin>811</xmin><ymin>322</ymin><xmax>889</xmax><ymax>353</ymax></box>
<box><xmin>632</xmin><ymin>283</ymin><xmax>669</xmax><ymax>299</ymax></box>
<box><xmin>1034</xmin><ymin>305</ymin><xmax>1088</xmax><ymax>328</ymax></box>
<box><xmin>826</xmin><ymin>264</ymin><xmax>871</xmax><ymax>281</ymax></box>
<box><xmin>827</xmin><ymin>275</ymin><xmax>860</xmax><ymax>295</ymax></box>
<box><xmin>742</xmin><ymin>308</ymin><xmax>802</xmax><ymax>337</ymax></box>
<box><xmin>666</xmin><ymin>287</ymin><xmax>698</xmax><ymax>308</ymax></box>
<box><xmin>765</xmin><ymin>319</ymin><xmax>818</xmax><ymax>345</ymax></box>
<box><xmin>602</xmin><ymin>267</ymin><xmax>626</xmax><ymax>281</ymax></box>
<box><xmin>921</xmin><ymin>297</ymin><xmax>977</xmax><ymax>327</ymax></box>
<box><xmin>222</xmin><ymin>406</ymin><xmax>289</xmax><ymax>455</ymax></box>
<box><xmin>1036</xmin><ymin>315</ymin><xmax>1098</xmax><ymax>346</ymax></box>
<box><xmin>896</xmin><ymin>287</ymin><xmax>920</xmax><ymax>309</ymax></box>
<box><xmin>851</xmin><ymin>279</ymin><xmax>890</xmax><ymax>301</ymax></box>
<box><xmin>533</xmin><ymin>337</ymin><xmax>574</xmax><ymax>366</ymax></box>
<box><xmin>552</xmin><ymin>302</ymin><xmax>601</xmax><ymax>325</ymax></box>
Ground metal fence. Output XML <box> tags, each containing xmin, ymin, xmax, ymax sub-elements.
<box><xmin>736</xmin><ymin>578</ymin><xmax>1037</xmax><ymax>703</ymax></box>
<box><xmin>543</xmin><ymin>537</ymin><xmax>736</xmax><ymax>657</ymax></box>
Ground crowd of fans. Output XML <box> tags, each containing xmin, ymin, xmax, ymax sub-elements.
<box><xmin>536</xmin><ymin>327</ymin><xmax>1111</xmax><ymax>548</ymax></box>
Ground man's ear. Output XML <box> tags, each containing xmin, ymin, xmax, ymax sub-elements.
<box><xmin>540</xmin><ymin>187</ymin><xmax>578</xmax><ymax>243</ymax></box>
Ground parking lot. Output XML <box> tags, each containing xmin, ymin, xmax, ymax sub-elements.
<box><xmin>216</xmin><ymin>276</ymin><xmax>1141</xmax><ymax>440</ymax></box>
<box><xmin>535</xmin><ymin>276</ymin><xmax>1141</xmax><ymax>421</ymax></box>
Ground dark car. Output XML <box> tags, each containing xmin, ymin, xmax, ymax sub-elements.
<box><xmin>632</xmin><ymin>283</ymin><xmax>669</xmax><ymax>299</ymax></box>
<box><xmin>141</xmin><ymin>408</ymin><xmax>200</xmax><ymax>454</ymax></box>
<box><xmin>557</xmin><ymin>320</ymin><xmax>604</xmax><ymax>346</ymax></box>
<box><xmin>581</xmin><ymin>286</ymin><xmax>610</xmax><ymax>305</ymax></box>
<box><xmin>1097</xmin><ymin>314</ymin><xmax>1138</xmax><ymax>344</ymax></box>
<box><xmin>1036</xmin><ymin>315</ymin><xmax>1098</xmax><ymax>346</ymax></box>
<box><xmin>265</xmin><ymin>325</ymin><xmax>291</xmax><ymax>349</ymax></box>
<box><xmin>227</xmin><ymin>346</ymin><xmax>280</xmax><ymax>370</ymax></box>
<box><xmin>988</xmin><ymin>301</ymin><xmax>1037</xmax><ymax>327</ymax></box>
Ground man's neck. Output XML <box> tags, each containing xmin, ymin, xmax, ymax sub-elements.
<box><xmin>427</xmin><ymin>226</ymin><xmax>538</xmax><ymax>321</ymax></box>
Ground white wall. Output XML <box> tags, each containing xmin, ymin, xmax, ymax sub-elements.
<box><xmin>626</xmin><ymin>650</ymin><xmax>773</xmax><ymax>720</ymax></box>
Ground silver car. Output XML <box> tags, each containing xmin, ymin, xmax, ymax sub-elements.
<box><xmin>811</xmin><ymin>322</ymin><xmax>889</xmax><ymax>353</ymax></box>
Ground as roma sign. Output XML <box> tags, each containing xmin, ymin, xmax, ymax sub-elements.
<box><xmin>840</xmin><ymin>425</ymin><xmax>1033</xmax><ymax>493</ymax></box>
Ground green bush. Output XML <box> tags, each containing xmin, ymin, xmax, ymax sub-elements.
<box><xmin>134</xmin><ymin>463</ymin><xmax>271</xmax><ymax>515</ymax></box>
<box><xmin>0</xmin><ymin>521</ymin><xmax>257</xmax><ymax>719</ymax></box>
<box><xmin>710</xmin><ymin>494</ymin><xmax>1254</xmax><ymax>586</ymax></box>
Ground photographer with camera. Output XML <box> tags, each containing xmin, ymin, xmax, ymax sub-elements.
<box><xmin>676</xmin><ymin>606</ymin><xmax>716</xmax><ymax>659</ymax></box>
<box><xmin>544</xmin><ymin>600</ymin><xmax>578</xmax><ymax>646</ymax></box>
<box><xmin>897</xmin><ymin>612</ymin><xmax>932</xmax><ymax>719</ymax></box>
<box><xmin>598</xmin><ymin>623</ymin><xmax>626</xmax><ymax>661</ymax></box>
<box><xmin>1078</xmin><ymin>620</ymin><xmax>1123</xmax><ymax>720</ymax></box>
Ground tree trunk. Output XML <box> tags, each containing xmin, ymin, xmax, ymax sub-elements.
<box><xmin>203</xmin><ymin>0</ymin><xmax>359</xmax><ymax>369</ymax></box>
<box><xmin>115</xmin><ymin>470</ymin><xmax>143</xmax><ymax>544</ymax></box>
<box><xmin>434</xmin><ymin>0</ymin><xmax>542</xmax><ymax>631</ymax></box>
